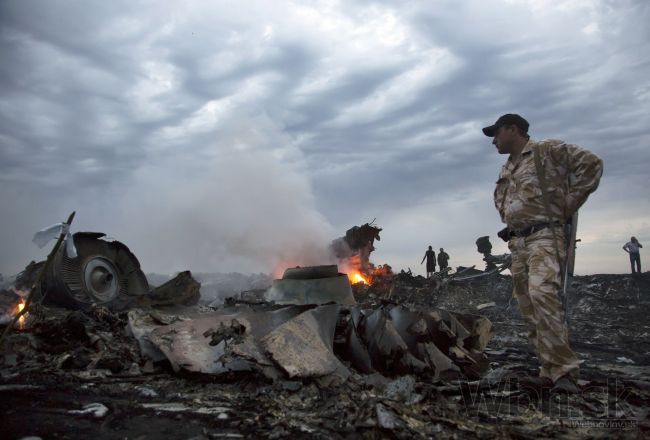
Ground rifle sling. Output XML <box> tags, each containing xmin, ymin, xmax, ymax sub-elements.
<box><xmin>533</xmin><ymin>145</ymin><xmax>565</xmax><ymax>278</ymax></box>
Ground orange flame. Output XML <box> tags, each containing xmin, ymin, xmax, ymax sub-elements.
<box><xmin>16</xmin><ymin>299</ymin><xmax>26</xmax><ymax>329</ymax></box>
<box><xmin>348</xmin><ymin>271</ymin><xmax>369</xmax><ymax>285</ymax></box>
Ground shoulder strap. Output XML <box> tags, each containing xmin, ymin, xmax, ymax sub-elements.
<box><xmin>533</xmin><ymin>144</ymin><xmax>554</xmax><ymax>222</ymax></box>
<box><xmin>534</xmin><ymin>143</ymin><xmax>566</xmax><ymax>272</ymax></box>
<box><xmin>497</xmin><ymin>172</ymin><xmax>509</xmax><ymax>214</ymax></box>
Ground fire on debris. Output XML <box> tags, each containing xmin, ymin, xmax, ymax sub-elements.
<box><xmin>347</xmin><ymin>271</ymin><xmax>368</xmax><ymax>285</ymax></box>
<box><xmin>16</xmin><ymin>299</ymin><xmax>26</xmax><ymax>329</ymax></box>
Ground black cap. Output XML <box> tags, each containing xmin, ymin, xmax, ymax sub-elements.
<box><xmin>482</xmin><ymin>114</ymin><xmax>529</xmax><ymax>137</ymax></box>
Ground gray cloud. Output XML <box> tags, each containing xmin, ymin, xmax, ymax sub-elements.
<box><xmin>1</xmin><ymin>0</ymin><xmax>649</xmax><ymax>277</ymax></box>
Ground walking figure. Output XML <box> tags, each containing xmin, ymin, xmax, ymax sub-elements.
<box><xmin>421</xmin><ymin>246</ymin><xmax>436</xmax><ymax>278</ymax></box>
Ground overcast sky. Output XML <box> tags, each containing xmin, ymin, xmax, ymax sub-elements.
<box><xmin>1</xmin><ymin>0</ymin><xmax>649</xmax><ymax>278</ymax></box>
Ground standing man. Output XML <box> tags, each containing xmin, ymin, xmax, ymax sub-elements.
<box><xmin>438</xmin><ymin>248</ymin><xmax>450</xmax><ymax>272</ymax></box>
<box><xmin>421</xmin><ymin>246</ymin><xmax>436</xmax><ymax>278</ymax></box>
<box><xmin>483</xmin><ymin>114</ymin><xmax>603</xmax><ymax>393</ymax></box>
<box><xmin>623</xmin><ymin>236</ymin><xmax>643</xmax><ymax>274</ymax></box>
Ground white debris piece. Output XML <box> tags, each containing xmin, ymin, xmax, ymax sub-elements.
<box><xmin>135</xmin><ymin>386</ymin><xmax>159</xmax><ymax>397</ymax></box>
<box><xmin>32</xmin><ymin>222</ymin><xmax>77</xmax><ymax>258</ymax></box>
<box><xmin>476</xmin><ymin>302</ymin><xmax>496</xmax><ymax>311</ymax></box>
<box><xmin>141</xmin><ymin>402</ymin><xmax>231</xmax><ymax>416</ymax></box>
<box><xmin>69</xmin><ymin>403</ymin><xmax>109</xmax><ymax>418</ymax></box>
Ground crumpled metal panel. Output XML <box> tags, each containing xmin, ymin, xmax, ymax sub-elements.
<box><xmin>339</xmin><ymin>307</ymin><xmax>373</xmax><ymax>374</ymax></box>
<box><xmin>127</xmin><ymin>309</ymin><xmax>176</xmax><ymax>363</ymax></box>
<box><xmin>134</xmin><ymin>304</ymin><xmax>343</xmax><ymax>378</ymax></box>
<box><xmin>262</xmin><ymin>304</ymin><xmax>350</xmax><ymax>380</ymax></box>
<box><xmin>362</xmin><ymin>308</ymin><xmax>413</xmax><ymax>373</ymax></box>
<box><xmin>146</xmin><ymin>271</ymin><xmax>200</xmax><ymax>307</ymax></box>
<box><xmin>417</xmin><ymin>342</ymin><xmax>459</xmax><ymax>380</ymax></box>
<box><xmin>130</xmin><ymin>302</ymin><xmax>492</xmax><ymax>381</ymax></box>
<box><xmin>148</xmin><ymin>310</ymin><xmax>259</xmax><ymax>374</ymax></box>
<box><xmin>450</xmin><ymin>312</ymin><xmax>494</xmax><ymax>352</ymax></box>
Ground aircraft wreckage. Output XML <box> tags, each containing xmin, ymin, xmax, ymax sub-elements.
<box><xmin>2</xmin><ymin>221</ymin><xmax>493</xmax><ymax>384</ymax></box>
<box><xmin>1</xmin><ymin>218</ymin><xmax>649</xmax><ymax>438</ymax></box>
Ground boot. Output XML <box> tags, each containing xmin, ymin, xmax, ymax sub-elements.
<box><xmin>552</xmin><ymin>374</ymin><xmax>580</xmax><ymax>394</ymax></box>
<box><xmin>518</xmin><ymin>375</ymin><xmax>553</xmax><ymax>389</ymax></box>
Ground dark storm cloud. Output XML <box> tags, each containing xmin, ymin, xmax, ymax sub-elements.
<box><xmin>0</xmin><ymin>0</ymin><xmax>649</xmax><ymax>275</ymax></box>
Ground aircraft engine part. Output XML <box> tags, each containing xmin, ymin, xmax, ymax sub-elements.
<box><xmin>41</xmin><ymin>232</ymin><xmax>149</xmax><ymax>311</ymax></box>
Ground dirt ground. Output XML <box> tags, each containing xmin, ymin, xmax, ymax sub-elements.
<box><xmin>1</xmin><ymin>271</ymin><xmax>649</xmax><ymax>439</ymax></box>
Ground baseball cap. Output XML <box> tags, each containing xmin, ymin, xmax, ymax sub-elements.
<box><xmin>482</xmin><ymin>114</ymin><xmax>529</xmax><ymax>137</ymax></box>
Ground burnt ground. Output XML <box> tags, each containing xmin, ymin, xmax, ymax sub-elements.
<box><xmin>1</xmin><ymin>272</ymin><xmax>649</xmax><ymax>439</ymax></box>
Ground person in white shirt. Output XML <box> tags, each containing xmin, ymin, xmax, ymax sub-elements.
<box><xmin>623</xmin><ymin>236</ymin><xmax>643</xmax><ymax>274</ymax></box>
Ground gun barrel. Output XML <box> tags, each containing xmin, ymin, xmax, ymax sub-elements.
<box><xmin>566</xmin><ymin>212</ymin><xmax>579</xmax><ymax>276</ymax></box>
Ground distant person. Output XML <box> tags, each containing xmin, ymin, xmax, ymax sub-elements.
<box><xmin>421</xmin><ymin>246</ymin><xmax>436</xmax><ymax>278</ymax></box>
<box><xmin>438</xmin><ymin>248</ymin><xmax>450</xmax><ymax>271</ymax></box>
<box><xmin>623</xmin><ymin>236</ymin><xmax>643</xmax><ymax>274</ymax></box>
<box><xmin>484</xmin><ymin>113</ymin><xmax>602</xmax><ymax>394</ymax></box>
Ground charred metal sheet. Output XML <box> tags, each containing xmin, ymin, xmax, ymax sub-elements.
<box><xmin>339</xmin><ymin>307</ymin><xmax>373</xmax><ymax>374</ymax></box>
<box><xmin>137</xmin><ymin>304</ymin><xmax>317</xmax><ymax>377</ymax></box>
<box><xmin>360</xmin><ymin>308</ymin><xmax>428</xmax><ymax>374</ymax></box>
<box><xmin>127</xmin><ymin>309</ymin><xmax>174</xmax><ymax>363</ymax></box>
<box><xmin>387</xmin><ymin>305</ymin><xmax>463</xmax><ymax>377</ymax></box>
<box><xmin>451</xmin><ymin>312</ymin><xmax>494</xmax><ymax>352</ymax></box>
<box><xmin>340</xmin><ymin>304</ymin><xmax>489</xmax><ymax>378</ymax></box>
<box><xmin>146</xmin><ymin>308</ymin><xmax>266</xmax><ymax>375</ymax></box>
<box><xmin>416</xmin><ymin>342</ymin><xmax>459</xmax><ymax>380</ymax></box>
<box><xmin>388</xmin><ymin>305</ymin><xmax>425</xmax><ymax>354</ymax></box>
<box><xmin>424</xmin><ymin>310</ymin><xmax>469</xmax><ymax>352</ymax></box>
<box><xmin>362</xmin><ymin>308</ymin><xmax>406</xmax><ymax>370</ymax></box>
<box><xmin>148</xmin><ymin>313</ymin><xmax>229</xmax><ymax>374</ymax></box>
<box><xmin>262</xmin><ymin>304</ymin><xmax>350</xmax><ymax>380</ymax></box>
<box><xmin>145</xmin><ymin>271</ymin><xmax>200</xmax><ymax>307</ymax></box>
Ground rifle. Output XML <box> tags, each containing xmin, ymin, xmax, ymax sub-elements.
<box><xmin>562</xmin><ymin>212</ymin><xmax>579</xmax><ymax>325</ymax></box>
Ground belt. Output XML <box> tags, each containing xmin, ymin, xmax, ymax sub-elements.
<box><xmin>510</xmin><ymin>222</ymin><xmax>562</xmax><ymax>238</ymax></box>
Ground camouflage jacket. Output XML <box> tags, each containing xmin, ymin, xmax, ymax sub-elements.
<box><xmin>494</xmin><ymin>139</ymin><xmax>603</xmax><ymax>231</ymax></box>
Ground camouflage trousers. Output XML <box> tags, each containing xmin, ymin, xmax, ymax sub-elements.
<box><xmin>508</xmin><ymin>227</ymin><xmax>580</xmax><ymax>382</ymax></box>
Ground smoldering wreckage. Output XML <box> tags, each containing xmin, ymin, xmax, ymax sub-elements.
<box><xmin>1</xmin><ymin>217</ymin><xmax>649</xmax><ymax>439</ymax></box>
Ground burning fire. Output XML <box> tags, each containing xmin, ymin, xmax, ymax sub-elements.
<box><xmin>348</xmin><ymin>271</ymin><xmax>369</xmax><ymax>285</ymax></box>
<box><xmin>16</xmin><ymin>299</ymin><xmax>27</xmax><ymax>329</ymax></box>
